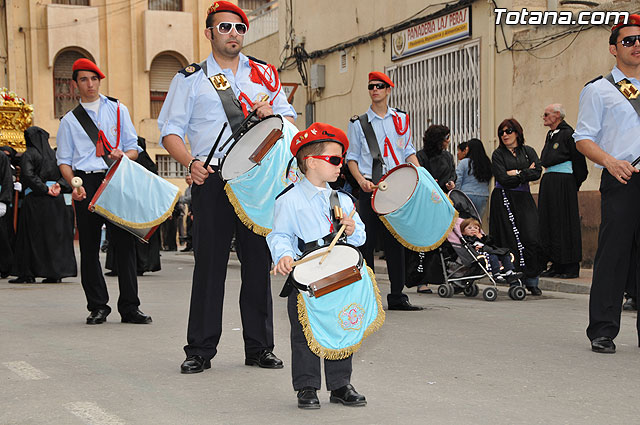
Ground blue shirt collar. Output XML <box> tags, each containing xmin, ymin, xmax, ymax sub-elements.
<box><xmin>206</xmin><ymin>52</ymin><xmax>249</xmax><ymax>77</ymax></box>
<box><xmin>366</xmin><ymin>106</ymin><xmax>392</xmax><ymax>121</ymax></box>
<box><xmin>612</xmin><ymin>65</ymin><xmax>640</xmax><ymax>85</ymax></box>
<box><xmin>299</xmin><ymin>176</ymin><xmax>331</xmax><ymax>201</ymax></box>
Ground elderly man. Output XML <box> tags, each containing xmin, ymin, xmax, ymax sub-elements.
<box><xmin>538</xmin><ymin>104</ymin><xmax>587</xmax><ymax>279</ymax></box>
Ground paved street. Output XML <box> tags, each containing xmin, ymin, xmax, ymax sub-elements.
<box><xmin>2</xmin><ymin>250</ymin><xmax>639</xmax><ymax>425</ymax></box>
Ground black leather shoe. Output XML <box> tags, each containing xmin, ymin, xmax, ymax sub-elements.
<box><xmin>121</xmin><ymin>309</ymin><xmax>152</xmax><ymax>324</ymax></box>
<box><xmin>297</xmin><ymin>387</ymin><xmax>320</xmax><ymax>409</ymax></box>
<box><xmin>104</xmin><ymin>271</ymin><xmax>117</xmax><ymax>277</ymax></box>
<box><xmin>591</xmin><ymin>336</ymin><xmax>616</xmax><ymax>354</ymax></box>
<box><xmin>9</xmin><ymin>276</ymin><xmax>35</xmax><ymax>283</ymax></box>
<box><xmin>86</xmin><ymin>309</ymin><xmax>109</xmax><ymax>325</ymax></box>
<box><xmin>539</xmin><ymin>269</ymin><xmax>557</xmax><ymax>278</ymax></box>
<box><xmin>330</xmin><ymin>384</ymin><xmax>367</xmax><ymax>406</ymax></box>
<box><xmin>388</xmin><ymin>299</ymin><xmax>423</xmax><ymax>311</ymax></box>
<box><xmin>245</xmin><ymin>350</ymin><xmax>284</xmax><ymax>369</ymax></box>
<box><xmin>42</xmin><ymin>278</ymin><xmax>61</xmax><ymax>283</ymax></box>
<box><xmin>527</xmin><ymin>286</ymin><xmax>543</xmax><ymax>296</ymax></box>
<box><xmin>180</xmin><ymin>355</ymin><xmax>211</xmax><ymax>374</ymax></box>
<box><xmin>623</xmin><ymin>297</ymin><xmax>637</xmax><ymax>311</ymax></box>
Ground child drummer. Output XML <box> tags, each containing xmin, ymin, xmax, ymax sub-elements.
<box><xmin>267</xmin><ymin>123</ymin><xmax>368</xmax><ymax>409</ymax></box>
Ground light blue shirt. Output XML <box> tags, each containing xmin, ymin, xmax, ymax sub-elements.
<box><xmin>266</xmin><ymin>177</ymin><xmax>366</xmax><ymax>265</ymax></box>
<box><xmin>158</xmin><ymin>52</ymin><xmax>297</xmax><ymax>158</ymax></box>
<box><xmin>56</xmin><ymin>94</ymin><xmax>140</xmax><ymax>171</ymax></box>
<box><xmin>573</xmin><ymin>66</ymin><xmax>640</xmax><ymax>168</ymax></box>
<box><xmin>346</xmin><ymin>107</ymin><xmax>416</xmax><ymax>178</ymax></box>
<box><xmin>455</xmin><ymin>157</ymin><xmax>489</xmax><ymax>196</ymax></box>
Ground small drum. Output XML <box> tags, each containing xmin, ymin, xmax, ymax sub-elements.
<box><xmin>292</xmin><ymin>244</ymin><xmax>363</xmax><ymax>297</ymax></box>
<box><xmin>292</xmin><ymin>243</ymin><xmax>385</xmax><ymax>359</ymax></box>
<box><xmin>371</xmin><ymin>163</ymin><xmax>457</xmax><ymax>252</ymax></box>
<box><xmin>220</xmin><ymin>115</ymin><xmax>284</xmax><ymax>181</ymax></box>
<box><xmin>89</xmin><ymin>156</ymin><xmax>179</xmax><ymax>242</ymax></box>
<box><xmin>222</xmin><ymin>117</ymin><xmax>299</xmax><ymax>236</ymax></box>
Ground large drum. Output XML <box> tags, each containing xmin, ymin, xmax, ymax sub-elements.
<box><xmin>291</xmin><ymin>243</ymin><xmax>385</xmax><ymax>360</ymax></box>
<box><xmin>371</xmin><ymin>163</ymin><xmax>457</xmax><ymax>251</ymax></box>
<box><xmin>222</xmin><ymin>115</ymin><xmax>299</xmax><ymax>236</ymax></box>
<box><xmin>88</xmin><ymin>156</ymin><xmax>179</xmax><ymax>242</ymax></box>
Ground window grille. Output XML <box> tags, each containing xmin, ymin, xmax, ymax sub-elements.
<box><xmin>53</xmin><ymin>50</ymin><xmax>89</xmax><ymax>118</ymax></box>
<box><xmin>52</xmin><ymin>0</ymin><xmax>89</xmax><ymax>5</ymax></box>
<box><xmin>156</xmin><ymin>154</ymin><xmax>186</xmax><ymax>178</ymax></box>
<box><xmin>148</xmin><ymin>0</ymin><xmax>182</xmax><ymax>11</ymax></box>
<box><xmin>387</xmin><ymin>40</ymin><xmax>480</xmax><ymax>156</ymax></box>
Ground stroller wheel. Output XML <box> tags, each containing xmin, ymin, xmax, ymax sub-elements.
<box><xmin>512</xmin><ymin>286</ymin><xmax>526</xmax><ymax>301</ymax></box>
<box><xmin>483</xmin><ymin>287</ymin><xmax>498</xmax><ymax>302</ymax></box>
<box><xmin>464</xmin><ymin>283</ymin><xmax>479</xmax><ymax>298</ymax></box>
<box><xmin>437</xmin><ymin>284</ymin><xmax>449</xmax><ymax>298</ymax></box>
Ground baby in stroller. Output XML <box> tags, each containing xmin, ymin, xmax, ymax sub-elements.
<box><xmin>460</xmin><ymin>218</ymin><xmax>520</xmax><ymax>285</ymax></box>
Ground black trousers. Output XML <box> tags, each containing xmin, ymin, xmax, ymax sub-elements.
<box><xmin>358</xmin><ymin>190</ymin><xmax>408</xmax><ymax>304</ymax></box>
<box><xmin>74</xmin><ymin>171</ymin><xmax>139</xmax><ymax>315</ymax></box>
<box><xmin>287</xmin><ymin>292</ymin><xmax>352</xmax><ymax>391</ymax></box>
<box><xmin>185</xmin><ymin>173</ymin><xmax>274</xmax><ymax>359</ymax></box>
<box><xmin>587</xmin><ymin>170</ymin><xmax>640</xmax><ymax>343</ymax></box>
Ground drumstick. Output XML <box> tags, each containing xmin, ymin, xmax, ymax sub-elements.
<box><xmin>318</xmin><ymin>208</ymin><xmax>356</xmax><ymax>265</ymax></box>
<box><xmin>372</xmin><ymin>181</ymin><xmax>388</xmax><ymax>191</ymax></box>
<box><xmin>216</xmin><ymin>95</ymin><xmax>269</xmax><ymax>154</ymax></box>
<box><xmin>203</xmin><ymin>122</ymin><xmax>228</xmax><ymax>169</ymax></box>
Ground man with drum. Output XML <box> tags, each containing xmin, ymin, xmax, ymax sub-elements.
<box><xmin>346</xmin><ymin>71</ymin><xmax>422</xmax><ymax>311</ymax></box>
<box><xmin>158</xmin><ymin>1</ymin><xmax>296</xmax><ymax>373</ymax></box>
<box><xmin>574</xmin><ymin>15</ymin><xmax>640</xmax><ymax>353</ymax></box>
<box><xmin>56</xmin><ymin>58</ymin><xmax>152</xmax><ymax>325</ymax></box>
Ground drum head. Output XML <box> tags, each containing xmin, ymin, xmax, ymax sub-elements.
<box><xmin>292</xmin><ymin>244</ymin><xmax>362</xmax><ymax>286</ymax></box>
<box><xmin>220</xmin><ymin>116</ymin><xmax>283</xmax><ymax>181</ymax></box>
<box><xmin>371</xmin><ymin>164</ymin><xmax>419</xmax><ymax>215</ymax></box>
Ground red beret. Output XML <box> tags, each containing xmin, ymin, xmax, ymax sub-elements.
<box><xmin>290</xmin><ymin>123</ymin><xmax>349</xmax><ymax>156</ymax></box>
<box><xmin>612</xmin><ymin>13</ymin><xmax>640</xmax><ymax>32</ymax></box>
<box><xmin>206</xmin><ymin>1</ymin><xmax>249</xmax><ymax>28</ymax></box>
<box><xmin>368</xmin><ymin>71</ymin><xmax>394</xmax><ymax>87</ymax></box>
<box><xmin>72</xmin><ymin>58</ymin><xmax>105</xmax><ymax>79</ymax></box>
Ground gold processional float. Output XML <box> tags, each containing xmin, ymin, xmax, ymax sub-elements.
<box><xmin>0</xmin><ymin>88</ymin><xmax>33</xmax><ymax>153</ymax></box>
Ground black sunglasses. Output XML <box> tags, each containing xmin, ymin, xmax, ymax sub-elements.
<box><xmin>368</xmin><ymin>83</ymin><xmax>389</xmax><ymax>90</ymax></box>
<box><xmin>303</xmin><ymin>155</ymin><xmax>344</xmax><ymax>166</ymax></box>
<box><xmin>619</xmin><ymin>35</ymin><xmax>640</xmax><ymax>47</ymax></box>
<box><xmin>209</xmin><ymin>22</ymin><xmax>248</xmax><ymax>35</ymax></box>
<box><xmin>498</xmin><ymin>128</ymin><xmax>514</xmax><ymax>137</ymax></box>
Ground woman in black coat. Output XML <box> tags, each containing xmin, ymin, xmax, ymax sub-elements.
<box><xmin>489</xmin><ymin>118</ymin><xmax>544</xmax><ymax>295</ymax></box>
<box><xmin>416</xmin><ymin>124</ymin><xmax>456</xmax><ymax>192</ymax></box>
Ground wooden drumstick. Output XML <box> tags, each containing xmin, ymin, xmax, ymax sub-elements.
<box><xmin>270</xmin><ymin>250</ymin><xmax>326</xmax><ymax>275</ymax></box>
<box><xmin>372</xmin><ymin>181</ymin><xmax>388</xmax><ymax>191</ymax></box>
<box><xmin>318</xmin><ymin>208</ymin><xmax>356</xmax><ymax>265</ymax></box>
<box><xmin>71</xmin><ymin>176</ymin><xmax>83</xmax><ymax>190</ymax></box>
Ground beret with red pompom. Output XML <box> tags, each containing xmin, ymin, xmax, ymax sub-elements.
<box><xmin>72</xmin><ymin>58</ymin><xmax>105</xmax><ymax>80</ymax></box>
<box><xmin>206</xmin><ymin>1</ymin><xmax>249</xmax><ymax>28</ymax></box>
<box><xmin>290</xmin><ymin>122</ymin><xmax>349</xmax><ymax>156</ymax></box>
<box><xmin>612</xmin><ymin>13</ymin><xmax>640</xmax><ymax>32</ymax></box>
<box><xmin>368</xmin><ymin>71</ymin><xmax>394</xmax><ymax>87</ymax></box>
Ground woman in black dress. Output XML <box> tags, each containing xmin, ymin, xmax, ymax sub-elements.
<box><xmin>489</xmin><ymin>118</ymin><xmax>544</xmax><ymax>294</ymax></box>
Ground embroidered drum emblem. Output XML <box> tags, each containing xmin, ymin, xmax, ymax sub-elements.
<box><xmin>339</xmin><ymin>303</ymin><xmax>365</xmax><ymax>331</ymax></box>
<box><xmin>431</xmin><ymin>189</ymin><xmax>442</xmax><ymax>204</ymax></box>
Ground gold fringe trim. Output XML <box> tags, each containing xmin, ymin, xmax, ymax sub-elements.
<box><xmin>380</xmin><ymin>208</ymin><xmax>458</xmax><ymax>252</ymax></box>
<box><xmin>297</xmin><ymin>265</ymin><xmax>385</xmax><ymax>360</ymax></box>
<box><xmin>92</xmin><ymin>191</ymin><xmax>180</xmax><ymax>229</ymax></box>
<box><xmin>224</xmin><ymin>183</ymin><xmax>271</xmax><ymax>237</ymax></box>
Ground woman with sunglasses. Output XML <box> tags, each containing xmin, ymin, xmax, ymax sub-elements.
<box><xmin>489</xmin><ymin>118</ymin><xmax>544</xmax><ymax>295</ymax></box>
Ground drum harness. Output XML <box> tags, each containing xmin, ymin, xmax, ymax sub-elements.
<box><xmin>279</xmin><ymin>190</ymin><xmax>348</xmax><ymax>297</ymax></box>
<box><xmin>72</xmin><ymin>98</ymin><xmax>121</xmax><ymax>168</ymax></box>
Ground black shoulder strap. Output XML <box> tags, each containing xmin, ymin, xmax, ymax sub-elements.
<box><xmin>247</xmin><ymin>55</ymin><xmax>267</xmax><ymax>65</ymax></box>
<box><xmin>275</xmin><ymin>183</ymin><xmax>295</xmax><ymax>200</ymax></box>
<box><xmin>207</xmin><ymin>73</ymin><xmax>249</xmax><ymax>133</ymax></box>
<box><xmin>337</xmin><ymin>188</ymin><xmax>357</xmax><ymax>204</ymax></box>
<box><xmin>584</xmin><ymin>75</ymin><xmax>603</xmax><ymax>86</ymax></box>
<box><xmin>358</xmin><ymin>114</ymin><xmax>383</xmax><ymax>183</ymax></box>
<box><xmin>329</xmin><ymin>190</ymin><xmax>342</xmax><ymax>232</ymax></box>
<box><xmin>603</xmin><ymin>73</ymin><xmax>640</xmax><ymax>117</ymax></box>
<box><xmin>71</xmin><ymin>104</ymin><xmax>114</xmax><ymax>167</ymax></box>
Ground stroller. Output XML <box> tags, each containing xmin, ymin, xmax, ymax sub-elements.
<box><xmin>407</xmin><ymin>189</ymin><xmax>527</xmax><ymax>302</ymax></box>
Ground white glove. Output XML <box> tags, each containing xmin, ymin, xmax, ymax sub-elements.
<box><xmin>13</xmin><ymin>182</ymin><xmax>21</xmax><ymax>192</ymax></box>
<box><xmin>0</xmin><ymin>202</ymin><xmax>6</xmax><ymax>217</ymax></box>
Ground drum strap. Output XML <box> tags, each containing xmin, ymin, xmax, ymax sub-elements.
<box><xmin>358</xmin><ymin>114</ymin><xmax>383</xmax><ymax>183</ymax></box>
<box><xmin>72</xmin><ymin>104</ymin><xmax>115</xmax><ymax>167</ymax></box>
<box><xmin>207</xmin><ymin>74</ymin><xmax>247</xmax><ymax>134</ymax></box>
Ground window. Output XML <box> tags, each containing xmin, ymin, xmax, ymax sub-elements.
<box><xmin>239</xmin><ymin>0</ymin><xmax>271</xmax><ymax>11</ymax></box>
<box><xmin>157</xmin><ymin>154</ymin><xmax>186</xmax><ymax>178</ymax></box>
<box><xmin>53</xmin><ymin>50</ymin><xmax>91</xmax><ymax>118</ymax></box>
<box><xmin>148</xmin><ymin>0</ymin><xmax>182</xmax><ymax>11</ymax></box>
<box><xmin>387</xmin><ymin>40</ymin><xmax>480</xmax><ymax>155</ymax></box>
<box><xmin>149</xmin><ymin>53</ymin><xmax>184</xmax><ymax>119</ymax></box>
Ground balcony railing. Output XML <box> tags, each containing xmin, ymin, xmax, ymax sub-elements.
<box><xmin>243</xmin><ymin>1</ymin><xmax>278</xmax><ymax>45</ymax></box>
